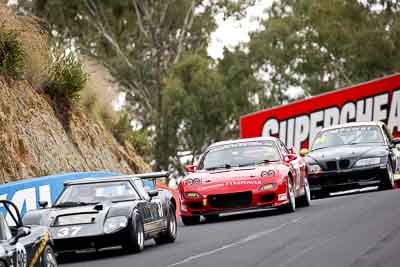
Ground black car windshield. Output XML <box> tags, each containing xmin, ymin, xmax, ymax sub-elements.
<box><xmin>311</xmin><ymin>126</ymin><xmax>384</xmax><ymax>151</ymax></box>
<box><xmin>199</xmin><ymin>141</ymin><xmax>280</xmax><ymax>170</ymax></box>
<box><xmin>54</xmin><ymin>181</ymin><xmax>139</xmax><ymax>207</ymax></box>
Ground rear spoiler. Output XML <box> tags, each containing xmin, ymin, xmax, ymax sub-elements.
<box><xmin>63</xmin><ymin>171</ymin><xmax>170</xmax><ymax>186</ymax></box>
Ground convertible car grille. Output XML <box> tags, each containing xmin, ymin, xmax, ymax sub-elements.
<box><xmin>55</xmin><ymin>213</ymin><xmax>97</xmax><ymax>226</ymax></box>
<box><xmin>324</xmin><ymin>159</ymin><xmax>351</xmax><ymax>171</ymax></box>
<box><xmin>208</xmin><ymin>191</ymin><xmax>252</xmax><ymax>209</ymax></box>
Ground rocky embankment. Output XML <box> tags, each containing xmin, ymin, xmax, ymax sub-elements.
<box><xmin>0</xmin><ymin>78</ymin><xmax>149</xmax><ymax>183</ymax></box>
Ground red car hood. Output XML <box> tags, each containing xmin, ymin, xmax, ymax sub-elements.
<box><xmin>183</xmin><ymin>165</ymin><xmax>280</xmax><ymax>195</ymax></box>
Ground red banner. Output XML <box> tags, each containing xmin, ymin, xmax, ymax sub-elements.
<box><xmin>240</xmin><ymin>74</ymin><xmax>400</xmax><ymax>151</ymax></box>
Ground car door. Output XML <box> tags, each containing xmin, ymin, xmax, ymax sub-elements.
<box><xmin>133</xmin><ymin>179</ymin><xmax>163</xmax><ymax>232</ymax></box>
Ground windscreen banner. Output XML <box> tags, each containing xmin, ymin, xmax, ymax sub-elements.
<box><xmin>240</xmin><ymin>74</ymin><xmax>400</xmax><ymax>152</ymax></box>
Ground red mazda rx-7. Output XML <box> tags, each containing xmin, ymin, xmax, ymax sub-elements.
<box><xmin>179</xmin><ymin>137</ymin><xmax>311</xmax><ymax>225</ymax></box>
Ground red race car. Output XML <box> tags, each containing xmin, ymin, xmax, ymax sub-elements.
<box><xmin>179</xmin><ymin>137</ymin><xmax>311</xmax><ymax>225</ymax></box>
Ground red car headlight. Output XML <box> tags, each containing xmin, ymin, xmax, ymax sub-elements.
<box><xmin>259</xmin><ymin>183</ymin><xmax>276</xmax><ymax>191</ymax></box>
<box><xmin>185</xmin><ymin>192</ymin><xmax>201</xmax><ymax>198</ymax></box>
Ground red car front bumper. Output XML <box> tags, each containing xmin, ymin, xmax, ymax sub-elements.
<box><xmin>180</xmin><ymin>182</ymin><xmax>289</xmax><ymax>217</ymax></box>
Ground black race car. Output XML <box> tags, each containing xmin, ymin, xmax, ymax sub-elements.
<box><xmin>0</xmin><ymin>200</ymin><xmax>57</xmax><ymax>267</ymax></box>
<box><xmin>302</xmin><ymin>122</ymin><xmax>400</xmax><ymax>198</ymax></box>
<box><xmin>22</xmin><ymin>172</ymin><xmax>177</xmax><ymax>254</ymax></box>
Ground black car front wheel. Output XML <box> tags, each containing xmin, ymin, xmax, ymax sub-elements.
<box><xmin>379</xmin><ymin>163</ymin><xmax>395</xmax><ymax>190</ymax></box>
<box><xmin>154</xmin><ymin>205</ymin><xmax>177</xmax><ymax>244</ymax></box>
<box><xmin>42</xmin><ymin>245</ymin><xmax>58</xmax><ymax>267</ymax></box>
<box><xmin>181</xmin><ymin>215</ymin><xmax>200</xmax><ymax>226</ymax></box>
<box><xmin>123</xmin><ymin>211</ymin><xmax>145</xmax><ymax>253</ymax></box>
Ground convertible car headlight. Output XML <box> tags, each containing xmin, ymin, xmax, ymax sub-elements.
<box><xmin>355</xmin><ymin>157</ymin><xmax>381</xmax><ymax>167</ymax></box>
<box><xmin>259</xmin><ymin>183</ymin><xmax>276</xmax><ymax>191</ymax></box>
<box><xmin>308</xmin><ymin>165</ymin><xmax>321</xmax><ymax>174</ymax></box>
<box><xmin>185</xmin><ymin>192</ymin><xmax>201</xmax><ymax>198</ymax></box>
<box><xmin>104</xmin><ymin>216</ymin><xmax>128</xmax><ymax>234</ymax></box>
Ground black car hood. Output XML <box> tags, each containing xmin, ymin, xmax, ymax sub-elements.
<box><xmin>24</xmin><ymin>200</ymin><xmax>139</xmax><ymax>227</ymax></box>
<box><xmin>307</xmin><ymin>144</ymin><xmax>388</xmax><ymax>164</ymax></box>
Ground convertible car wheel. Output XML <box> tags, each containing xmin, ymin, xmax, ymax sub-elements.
<box><xmin>297</xmin><ymin>177</ymin><xmax>311</xmax><ymax>207</ymax></box>
<box><xmin>181</xmin><ymin>215</ymin><xmax>201</xmax><ymax>226</ymax></box>
<box><xmin>379</xmin><ymin>163</ymin><xmax>395</xmax><ymax>190</ymax></box>
<box><xmin>154</xmin><ymin>205</ymin><xmax>177</xmax><ymax>244</ymax></box>
<box><xmin>43</xmin><ymin>245</ymin><xmax>58</xmax><ymax>267</ymax></box>
<box><xmin>124</xmin><ymin>212</ymin><xmax>144</xmax><ymax>253</ymax></box>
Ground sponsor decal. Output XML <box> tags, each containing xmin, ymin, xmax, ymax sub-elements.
<box><xmin>240</xmin><ymin>75</ymin><xmax>400</xmax><ymax>151</ymax></box>
<box><xmin>225</xmin><ymin>180</ymin><xmax>262</xmax><ymax>186</ymax></box>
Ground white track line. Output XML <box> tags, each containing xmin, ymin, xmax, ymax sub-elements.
<box><xmin>166</xmin><ymin>217</ymin><xmax>303</xmax><ymax>267</ymax></box>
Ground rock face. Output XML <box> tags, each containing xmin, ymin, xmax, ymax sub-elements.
<box><xmin>0</xmin><ymin>78</ymin><xmax>149</xmax><ymax>183</ymax></box>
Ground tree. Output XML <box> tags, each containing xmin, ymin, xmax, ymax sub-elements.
<box><xmin>18</xmin><ymin>0</ymin><xmax>255</xmax><ymax>170</ymax></box>
<box><xmin>248</xmin><ymin>0</ymin><xmax>400</xmax><ymax>98</ymax></box>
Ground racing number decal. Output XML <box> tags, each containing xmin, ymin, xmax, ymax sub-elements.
<box><xmin>57</xmin><ymin>226</ymin><xmax>82</xmax><ymax>237</ymax></box>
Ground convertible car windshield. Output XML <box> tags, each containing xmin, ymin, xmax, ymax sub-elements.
<box><xmin>55</xmin><ymin>181</ymin><xmax>139</xmax><ymax>207</ymax></box>
<box><xmin>311</xmin><ymin>126</ymin><xmax>384</xmax><ymax>151</ymax></box>
<box><xmin>200</xmin><ymin>141</ymin><xmax>280</xmax><ymax>170</ymax></box>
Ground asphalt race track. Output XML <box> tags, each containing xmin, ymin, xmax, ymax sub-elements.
<box><xmin>60</xmin><ymin>189</ymin><xmax>400</xmax><ymax>267</ymax></box>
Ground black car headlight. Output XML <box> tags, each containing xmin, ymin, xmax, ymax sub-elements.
<box><xmin>354</xmin><ymin>157</ymin><xmax>381</xmax><ymax>167</ymax></box>
<box><xmin>308</xmin><ymin>164</ymin><xmax>321</xmax><ymax>174</ymax></box>
<box><xmin>104</xmin><ymin>216</ymin><xmax>128</xmax><ymax>234</ymax></box>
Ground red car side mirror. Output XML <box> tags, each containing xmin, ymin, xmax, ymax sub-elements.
<box><xmin>285</xmin><ymin>154</ymin><xmax>297</xmax><ymax>162</ymax></box>
<box><xmin>185</xmin><ymin>165</ymin><xmax>197</xmax><ymax>173</ymax></box>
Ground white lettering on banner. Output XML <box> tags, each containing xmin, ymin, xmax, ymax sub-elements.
<box><xmin>373</xmin><ymin>94</ymin><xmax>388</xmax><ymax>121</ymax></box>
<box><xmin>294</xmin><ymin>116</ymin><xmax>309</xmax><ymax>151</ymax></box>
<box><xmin>310</xmin><ymin>111</ymin><xmax>324</xmax><ymax>144</ymax></box>
<box><xmin>39</xmin><ymin>185</ymin><xmax>52</xmax><ymax>206</ymax></box>
<box><xmin>262</xmin><ymin>92</ymin><xmax>399</xmax><ymax>151</ymax></box>
<box><xmin>388</xmin><ymin>90</ymin><xmax>400</xmax><ymax>131</ymax></box>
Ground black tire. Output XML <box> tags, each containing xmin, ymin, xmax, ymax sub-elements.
<box><xmin>204</xmin><ymin>214</ymin><xmax>219</xmax><ymax>222</ymax></box>
<box><xmin>154</xmin><ymin>205</ymin><xmax>177</xmax><ymax>244</ymax></box>
<box><xmin>280</xmin><ymin>176</ymin><xmax>296</xmax><ymax>213</ymax></box>
<box><xmin>297</xmin><ymin>177</ymin><xmax>311</xmax><ymax>207</ymax></box>
<box><xmin>123</xmin><ymin>211</ymin><xmax>145</xmax><ymax>253</ymax></box>
<box><xmin>181</xmin><ymin>215</ymin><xmax>201</xmax><ymax>226</ymax></box>
<box><xmin>42</xmin><ymin>245</ymin><xmax>58</xmax><ymax>267</ymax></box>
<box><xmin>379</xmin><ymin>163</ymin><xmax>395</xmax><ymax>190</ymax></box>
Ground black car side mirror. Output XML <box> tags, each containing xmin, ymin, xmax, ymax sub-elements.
<box><xmin>148</xmin><ymin>190</ymin><xmax>159</xmax><ymax>199</ymax></box>
<box><xmin>39</xmin><ymin>201</ymin><xmax>48</xmax><ymax>208</ymax></box>
<box><xmin>10</xmin><ymin>226</ymin><xmax>31</xmax><ymax>245</ymax></box>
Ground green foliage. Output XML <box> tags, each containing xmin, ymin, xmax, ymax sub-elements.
<box><xmin>248</xmin><ymin>0</ymin><xmax>400</xmax><ymax>97</ymax></box>
<box><xmin>0</xmin><ymin>30</ymin><xmax>25</xmax><ymax>80</ymax></box>
<box><xmin>45</xmin><ymin>54</ymin><xmax>87</xmax><ymax>104</ymax></box>
<box><xmin>111</xmin><ymin>112</ymin><xmax>131</xmax><ymax>144</ymax></box>
<box><xmin>18</xmin><ymin>0</ymin><xmax>255</xmax><ymax>170</ymax></box>
<box><xmin>126</xmin><ymin>130</ymin><xmax>152</xmax><ymax>157</ymax></box>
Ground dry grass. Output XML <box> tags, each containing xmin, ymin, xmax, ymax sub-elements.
<box><xmin>80</xmin><ymin>56</ymin><xmax>120</xmax><ymax>127</ymax></box>
<box><xmin>0</xmin><ymin>4</ymin><xmax>50</xmax><ymax>86</ymax></box>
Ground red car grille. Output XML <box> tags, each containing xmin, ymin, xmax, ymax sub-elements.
<box><xmin>208</xmin><ymin>191</ymin><xmax>252</xmax><ymax>209</ymax></box>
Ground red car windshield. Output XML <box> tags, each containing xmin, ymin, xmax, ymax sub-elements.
<box><xmin>199</xmin><ymin>141</ymin><xmax>280</xmax><ymax>171</ymax></box>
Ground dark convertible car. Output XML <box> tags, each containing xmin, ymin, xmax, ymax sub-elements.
<box><xmin>0</xmin><ymin>200</ymin><xmax>57</xmax><ymax>267</ymax></box>
<box><xmin>303</xmin><ymin>122</ymin><xmax>400</xmax><ymax>198</ymax></box>
<box><xmin>22</xmin><ymin>172</ymin><xmax>177</xmax><ymax>254</ymax></box>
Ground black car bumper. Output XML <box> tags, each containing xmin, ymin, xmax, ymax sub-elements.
<box><xmin>308</xmin><ymin>165</ymin><xmax>386</xmax><ymax>192</ymax></box>
<box><xmin>53</xmin><ymin>228</ymin><xmax>130</xmax><ymax>252</ymax></box>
